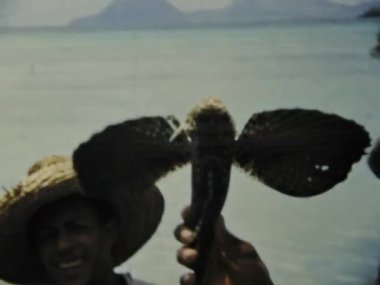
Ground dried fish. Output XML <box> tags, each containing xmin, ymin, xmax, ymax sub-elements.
<box><xmin>73</xmin><ymin>97</ymin><xmax>370</xmax><ymax>284</ymax></box>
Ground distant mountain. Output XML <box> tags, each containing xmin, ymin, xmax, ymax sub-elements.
<box><xmin>70</xmin><ymin>0</ymin><xmax>380</xmax><ymax>30</ymax></box>
<box><xmin>189</xmin><ymin>0</ymin><xmax>380</xmax><ymax>24</ymax></box>
<box><xmin>69</xmin><ymin>0</ymin><xmax>189</xmax><ymax>29</ymax></box>
<box><xmin>227</xmin><ymin>0</ymin><xmax>358</xmax><ymax>19</ymax></box>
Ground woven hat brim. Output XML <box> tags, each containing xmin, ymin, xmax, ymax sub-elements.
<box><xmin>0</xmin><ymin>158</ymin><xmax>164</xmax><ymax>284</ymax></box>
<box><xmin>110</xmin><ymin>184</ymin><xmax>164</xmax><ymax>266</ymax></box>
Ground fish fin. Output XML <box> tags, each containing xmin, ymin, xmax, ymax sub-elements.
<box><xmin>234</xmin><ymin>109</ymin><xmax>371</xmax><ymax>197</ymax></box>
<box><xmin>368</xmin><ymin>139</ymin><xmax>380</xmax><ymax>178</ymax></box>
<box><xmin>73</xmin><ymin>116</ymin><xmax>191</xmax><ymax>193</ymax></box>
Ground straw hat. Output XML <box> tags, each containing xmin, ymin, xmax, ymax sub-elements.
<box><xmin>0</xmin><ymin>155</ymin><xmax>164</xmax><ymax>284</ymax></box>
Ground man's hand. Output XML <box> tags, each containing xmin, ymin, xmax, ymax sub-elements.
<box><xmin>174</xmin><ymin>207</ymin><xmax>274</xmax><ymax>285</ymax></box>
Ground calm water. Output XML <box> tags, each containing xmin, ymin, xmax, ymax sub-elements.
<box><xmin>0</xmin><ymin>20</ymin><xmax>379</xmax><ymax>285</ymax></box>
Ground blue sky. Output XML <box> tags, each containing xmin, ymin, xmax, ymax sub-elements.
<box><xmin>0</xmin><ymin>0</ymin><xmax>377</xmax><ymax>27</ymax></box>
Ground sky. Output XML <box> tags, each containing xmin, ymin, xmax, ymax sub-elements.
<box><xmin>0</xmin><ymin>0</ymin><xmax>376</xmax><ymax>27</ymax></box>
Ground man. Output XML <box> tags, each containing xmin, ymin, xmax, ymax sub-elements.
<box><xmin>29</xmin><ymin>195</ymin><xmax>138</xmax><ymax>285</ymax></box>
<box><xmin>368</xmin><ymin>139</ymin><xmax>380</xmax><ymax>285</ymax></box>
<box><xmin>0</xmin><ymin>155</ymin><xmax>273</xmax><ymax>285</ymax></box>
<box><xmin>176</xmin><ymin>207</ymin><xmax>274</xmax><ymax>285</ymax></box>
<box><xmin>0</xmin><ymin>155</ymin><xmax>162</xmax><ymax>285</ymax></box>
<box><xmin>368</xmin><ymin>139</ymin><xmax>380</xmax><ymax>178</ymax></box>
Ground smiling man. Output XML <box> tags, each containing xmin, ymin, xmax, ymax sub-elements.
<box><xmin>0</xmin><ymin>155</ymin><xmax>273</xmax><ymax>285</ymax></box>
<box><xmin>0</xmin><ymin>155</ymin><xmax>162</xmax><ymax>285</ymax></box>
<box><xmin>29</xmin><ymin>196</ymin><xmax>121</xmax><ymax>285</ymax></box>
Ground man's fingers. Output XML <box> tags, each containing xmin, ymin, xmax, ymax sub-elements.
<box><xmin>180</xmin><ymin>273</ymin><xmax>196</xmax><ymax>285</ymax></box>
<box><xmin>181</xmin><ymin>206</ymin><xmax>191</xmax><ymax>220</ymax></box>
<box><xmin>181</xmin><ymin>205</ymin><xmax>198</xmax><ymax>225</ymax></box>
<box><xmin>174</xmin><ymin>225</ymin><xmax>196</xmax><ymax>244</ymax></box>
<box><xmin>177</xmin><ymin>247</ymin><xmax>198</xmax><ymax>267</ymax></box>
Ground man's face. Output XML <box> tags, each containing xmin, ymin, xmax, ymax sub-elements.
<box><xmin>30</xmin><ymin>198</ymin><xmax>116</xmax><ymax>285</ymax></box>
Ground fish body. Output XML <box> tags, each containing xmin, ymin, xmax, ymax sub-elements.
<box><xmin>185</xmin><ymin>98</ymin><xmax>235</xmax><ymax>228</ymax></box>
<box><xmin>185</xmin><ymin>99</ymin><xmax>236</xmax><ymax>283</ymax></box>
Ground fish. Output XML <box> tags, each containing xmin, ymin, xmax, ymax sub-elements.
<box><xmin>73</xmin><ymin>97</ymin><xmax>370</xmax><ymax>285</ymax></box>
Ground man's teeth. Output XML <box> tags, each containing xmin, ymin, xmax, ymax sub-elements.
<box><xmin>58</xmin><ymin>260</ymin><xmax>83</xmax><ymax>269</ymax></box>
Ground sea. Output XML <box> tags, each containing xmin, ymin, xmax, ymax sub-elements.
<box><xmin>0</xmin><ymin>19</ymin><xmax>379</xmax><ymax>285</ymax></box>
